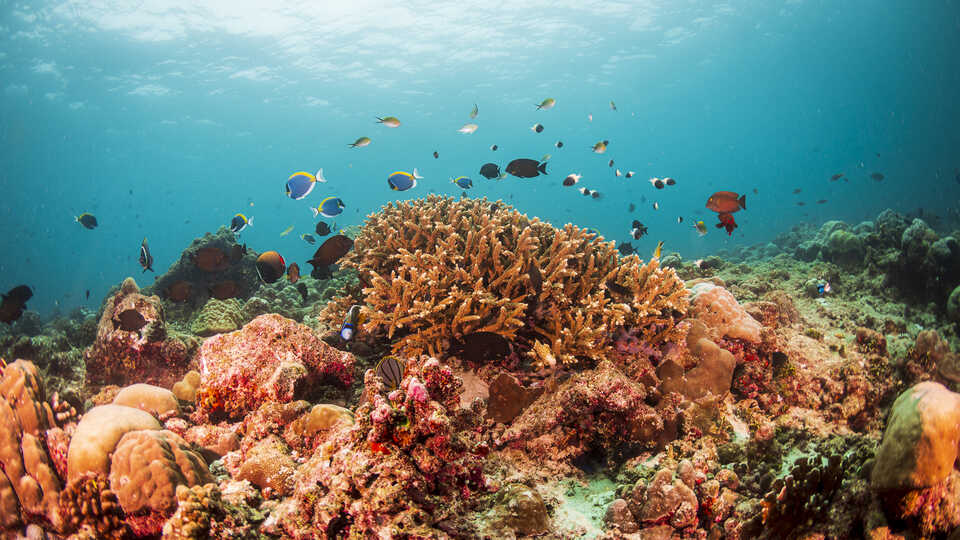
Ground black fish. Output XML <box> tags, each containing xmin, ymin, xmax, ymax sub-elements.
<box><xmin>139</xmin><ymin>238</ymin><xmax>154</xmax><ymax>272</ymax></box>
<box><xmin>617</xmin><ymin>242</ymin><xmax>636</xmax><ymax>256</ymax></box>
<box><xmin>871</xmin><ymin>172</ymin><xmax>884</xmax><ymax>181</ymax></box>
<box><xmin>628</xmin><ymin>203</ymin><xmax>635</xmax><ymax>212</ymax></box>
<box><xmin>0</xmin><ymin>285</ymin><xmax>32</xmax><ymax>324</ymax></box>
<box><xmin>433</xmin><ymin>151</ymin><xmax>439</xmax><ymax>159</ymax></box>
<box><xmin>315</xmin><ymin>221</ymin><xmax>333</xmax><ymax>236</ymax></box>
<box><xmin>555</xmin><ymin>141</ymin><xmax>563</xmax><ymax>148</ymax></box>
<box><xmin>115</xmin><ymin>309</ymin><xmax>146</xmax><ymax>332</ymax></box>
<box><xmin>76</xmin><ymin>213</ymin><xmax>98</xmax><ymax>229</ymax></box>
<box><xmin>490</xmin><ymin>144</ymin><xmax>498</xmax><ymax>151</ymax></box>
<box><xmin>479</xmin><ymin>163</ymin><xmax>501</xmax><ymax>179</ymax></box>
<box><xmin>505</xmin><ymin>158</ymin><xmax>547</xmax><ymax>179</ymax></box>
<box><xmin>85</xmin><ymin>289</ymin><xmax>90</xmax><ymax>300</ymax></box>
<box><xmin>296</xmin><ymin>282</ymin><xmax>308</xmax><ymax>302</ymax></box>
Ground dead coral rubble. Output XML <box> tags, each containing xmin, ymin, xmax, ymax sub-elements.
<box><xmin>321</xmin><ymin>195</ymin><xmax>688</xmax><ymax>367</ymax></box>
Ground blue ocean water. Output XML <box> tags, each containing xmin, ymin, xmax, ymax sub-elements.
<box><xmin>1</xmin><ymin>1</ymin><xmax>958</xmax><ymax>316</ymax></box>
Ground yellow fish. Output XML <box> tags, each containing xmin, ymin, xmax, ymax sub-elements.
<box><xmin>280</xmin><ymin>225</ymin><xmax>294</xmax><ymax>237</ymax></box>
<box><xmin>652</xmin><ymin>241</ymin><xmax>664</xmax><ymax>259</ymax></box>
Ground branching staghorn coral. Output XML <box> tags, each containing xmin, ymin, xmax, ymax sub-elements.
<box><xmin>321</xmin><ymin>196</ymin><xmax>688</xmax><ymax>366</ymax></box>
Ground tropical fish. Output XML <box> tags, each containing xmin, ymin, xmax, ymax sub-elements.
<box><xmin>375</xmin><ymin>116</ymin><xmax>401</xmax><ymax>128</ymax></box>
<box><xmin>562</xmin><ymin>174</ymin><xmax>581</xmax><ymax>187</ymax></box>
<box><xmin>490</xmin><ymin>144</ymin><xmax>498</xmax><ymax>151</ymax></box>
<box><xmin>816</xmin><ymin>199</ymin><xmax>828</xmax><ymax>204</ymax></box>
<box><xmin>451</xmin><ymin>176</ymin><xmax>473</xmax><ymax>189</ymax></box>
<box><xmin>677</xmin><ymin>216</ymin><xmax>684</xmax><ymax>224</ymax></box>
<box><xmin>479</xmin><ymin>163</ymin><xmax>501</xmax><ymax>179</ymax></box>
<box><xmin>664</xmin><ymin>177</ymin><xmax>676</xmax><ymax>186</ymax></box>
<box><xmin>617</xmin><ymin>242</ymin><xmax>636</xmax><ymax>256</ymax></box>
<box><xmin>531</xmin><ymin>123</ymin><xmax>544</xmax><ymax>133</ymax></box>
<box><xmin>433</xmin><ymin>151</ymin><xmax>439</xmax><ymax>159</ymax></box>
<box><xmin>75</xmin><ymin>213</ymin><xmax>98</xmax><ymax>229</ymax></box>
<box><xmin>311</xmin><ymin>197</ymin><xmax>345</xmax><ymax>218</ymax></box>
<box><xmin>591</xmin><ymin>141</ymin><xmax>607</xmax><ymax>154</ymax></box>
<box><xmin>792</xmin><ymin>188</ymin><xmax>802</xmax><ymax>194</ymax></box>
<box><xmin>139</xmin><ymin>238</ymin><xmax>154</xmax><ymax>273</ymax></box>
<box><xmin>652</xmin><ymin>241</ymin><xmax>664</xmax><ymax>259</ymax></box>
<box><xmin>506</xmin><ymin>158</ymin><xmax>548</xmax><ymax>178</ymax></box>
<box><xmin>286</xmin><ymin>169</ymin><xmax>325</xmax><ymax>200</ymax></box>
<box><xmin>375</xmin><ymin>356</ymin><xmax>404</xmax><ymax>390</ymax></box>
<box><xmin>349</xmin><ymin>137</ymin><xmax>371</xmax><ymax>148</ymax></box>
<box><xmin>706</xmin><ymin>191</ymin><xmax>746</xmax><ymax>213</ymax></box>
<box><xmin>578</xmin><ymin>187</ymin><xmax>599</xmax><ymax>198</ymax></box>
<box><xmin>631</xmin><ymin>220</ymin><xmax>648</xmax><ymax>239</ymax></box>
<box><xmin>315</xmin><ymin>221</ymin><xmax>333</xmax><ymax>236</ymax></box>
<box><xmin>209</xmin><ymin>280</ymin><xmax>240</xmax><ymax>300</ymax></box>
<box><xmin>339</xmin><ymin>304</ymin><xmax>366</xmax><ymax>341</ymax></box>
<box><xmin>458</xmin><ymin>123</ymin><xmax>478</xmax><ymax>134</ymax></box>
<box><xmin>255</xmin><ymin>251</ymin><xmax>286</xmax><ymax>284</ymax></box>
<box><xmin>535</xmin><ymin>98</ymin><xmax>556</xmax><ymax>110</ymax></box>
<box><xmin>300</xmin><ymin>234</ymin><xmax>316</xmax><ymax>245</ymax></box>
<box><xmin>541</xmin><ymin>153</ymin><xmax>551</xmax><ymax>162</ymax></box>
<box><xmin>588</xmin><ymin>114</ymin><xmax>593</xmax><ymax>122</ymax></box>
<box><xmin>610</xmin><ymin>100</ymin><xmax>617</xmax><ymax>111</ymax></box>
<box><xmin>280</xmin><ymin>225</ymin><xmax>294</xmax><ymax>237</ymax></box>
<box><xmin>555</xmin><ymin>141</ymin><xmax>563</xmax><ymax>148</ymax></box>
<box><xmin>650</xmin><ymin>177</ymin><xmax>665</xmax><ymax>189</ymax></box>
<box><xmin>653</xmin><ymin>202</ymin><xmax>659</xmax><ymax>210</ymax></box>
<box><xmin>308</xmin><ymin>234</ymin><xmax>354</xmax><ymax>279</ymax></box>
<box><xmin>830</xmin><ymin>173</ymin><xmax>844</xmax><ymax>181</ymax></box>
<box><xmin>608</xmin><ymin>159</ymin><xmax>614</xmax><ymax>167</ymax></box>
<box><xmin>0</xmin><ymin>285</ymin><xmax>32</xmax><ymax>325</ymax></box>
<box><xmin>628</xmin><ymin>203</ymin><xmax>636</xmax><ymax>212</ymax></box>
<box><xmin>716</xmin><ymin>213</ymin><xmax>738</xmax><ymax>235</ymax></box>
<box><xmin>287</xmin><ymin>262</ymin><xmax>300</xmax><ymax>284</ymax></box>
<box><xmin>694</xmin><ymin>221</ymin><xmax>708</xmax><ymax>236</ymax></box>
<box><xmin>470</xmin><ymin>103</ymin><xmax>478</xmax><ymax>119</ymax></box>
<box><xmin>193</xmin><ymin>247</ymin><xmax>228</xmax><ymax>272</ymax></box>
<box><xmin>230</xmin><ymin>213</ymin><xmax>252</xmax><ymax>233</ymax></box>
<box><xmin>115</xmin><ymin>309</ymin><xmax>146</xmax><ymax>332</ymax></box>
<box><xmin>871</xmin><ymin>172</ymin><xmax>884</xmax><ymax>181</ymax></box>
<box><xmin>625</xmin><ymin>171</ymin><xmax>634</xmax><ymax>178</ymax></box>
<box><xmin>615</xmin><ymin>169</ymin><xmax>622</xmax><ymax>177</ymax></box>
<box><xmin>388</xmin><ymin>169</ymin><xmax>423</xmax><ymax>191</ymax></box>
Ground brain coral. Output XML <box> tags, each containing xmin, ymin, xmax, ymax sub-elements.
<box><xmin>322</xmin><ymin>195</ymin><xmax>688</xmax><ymax>366</ymax></box>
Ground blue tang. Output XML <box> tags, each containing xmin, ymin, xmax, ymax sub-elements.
<box><xmin>285</xmin><ymin>168</ymin><xmax>326</xmax><ymax>200</ymax></box>
<box><xmin>451</xmin><ymin>176</ymin><xmax>473</xmax><ymax>189</ymax></box>
<box><xmin>312</xmin><ymin>197</ymin><xmax>345</xmax><ymax>218</ymax></box>
<box><xmin>230</xmin><ymin>213</ymin><xmax>252</xmax><ymax>233</ymax></box>
<box><xmin>387</xmin><ymin>169</ymin><xmax>422</xmax><ymax>191</ymax></box>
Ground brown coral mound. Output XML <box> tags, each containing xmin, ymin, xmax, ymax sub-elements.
<box><xmin>322</xmin><ymin>195</ymin><xmax>688</xmax><ymax>367</ymax></box>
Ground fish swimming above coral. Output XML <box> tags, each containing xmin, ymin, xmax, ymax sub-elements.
<box><xmin>0</xmin><ymin>285</ymin><xmax>32</xmax><ymax>324</ymax></box>
<box><xmin>308</xmin><ymin>234</ymin><xmax>353</xmax><ymax>279</ymax></box>
<box><xmin>139</xmin><ymin>238</ymin><xmax>154</xmax><ymax>273</ymax></box>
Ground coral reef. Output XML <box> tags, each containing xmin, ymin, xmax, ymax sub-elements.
<box><xmin>319</xmin><ymin>195</ymin><xmax>688</xmax><ymax>367</ymax></box>
<box><xmin>195</xmin><ymin>314</ymin><xmax>355</xmax><ymax>419</ymax></box>
<box><xmin>189</xmin><ymin>298</ymin><xmax>244</xmax><ymax>337</ymax></box>
<box><xmin>59</xmin><ymin>472</ymin><xmax>132</xmax><ymax>539</ymax></box>
<box><xmin>84</xmin><ymin>277</ymin><xmax>196</xmax><ymax>389</ymax></box>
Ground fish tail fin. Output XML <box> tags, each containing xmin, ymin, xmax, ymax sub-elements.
<box><xmin>375</xmin><ymin>117</ymin><xmax>383</xmax><ymax>123</ymax></box>
<box><xmin>538</xmin><ymin>162</ymin><xmax>548</xmax><ymax>175</ymax></box>
<box><xmin>248</xmin><ymin>216</ymin><xmax>254</xmax><ymax>227</ymax></box>
<box><xmin>315</xmin><ymin>168</ymin><xmax>326</xmax><ymax>183</ymax></box>
<box><xmin>413</xmin><ymin>168</ymin><xmax>423</xmax><ymax>179</ymax></box>
<box><xmin>310</xmin><ymin>207</ymin><xmax>319</xmax><ymax>218</ymax></box>
<box><xmin>739</xmin><ymin>194</ymin><xmax>747</xmax><ymax>210</ymax></box>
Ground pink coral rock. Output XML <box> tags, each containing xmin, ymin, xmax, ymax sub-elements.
<box><xmin>688</xmin><ymin>282</ymin><xmax>762</xmax><ymax>343</ymax></box>
<box><xmin>195</xmin><ymin>314</ymin><xmax>354</xmax><ymax>418</ymax></box>
<box><xmin>83</xmin><ymin>277</ymin><xmax>192</xmax><ymax>388</ymax></box>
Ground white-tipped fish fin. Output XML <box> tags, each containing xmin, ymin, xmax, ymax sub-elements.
<box><xmin>248</xmin><ymin>216</ymin><xmax>253</xmax><ymax>227</ymax></box>
<box><xmin>315</xmin><ymin>168</ymin><xmax>326</xmax><ymax>183</ymax></box>
<box><xmin>413</xmin><ymin>168</ymin><xmax>423</xmax><ymax>179</ymax></box>
<box><xmin>310</xmin><ymin>207</ymin><xmax>319</xmax><ymax>218</ymax></box>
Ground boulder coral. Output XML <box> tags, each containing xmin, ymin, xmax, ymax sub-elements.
<box><xmin>320</xmin><ymin>195</ymin><xmax>688</xmax><ymax>367</ymax></box>
<box><xmin>195</xmin><ymin>314</ymin><xmax>355</xmax><ymax>419</ymax></box>
<box><xmin>84</xmin><ymin>277</ymin><xmax>193</xmax><ymax>388</ymax></box>
<box><xmin>0</xmin><ymin>360</ymin><xmax>64</xmax><ymax>532</ymax></box>
<box><xmin>688</xmin><ymin>281</ymin><xmax>762</xmax><ymax>343</ymax></box>
<box><xmin>189</xmin><ymin>298</ymin><xmax>244</xmax><ymax>337</ymax></box>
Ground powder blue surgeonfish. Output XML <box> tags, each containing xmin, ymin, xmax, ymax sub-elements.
<box><xmin>311</xmin><ymin>197</ymin><xmax>345</xmax><ymax>218</ymax></box>
<box><xmin>451</xmin><ymin>176</ymin><xmax>473</xmax><ymax>189</ymax></box>
<box><xmin>387</xmin><ymin>169</ymin><xmax>423</xmax><ymax>191</ymax></box>
<box><xmin>285</xmin><ymin>169</ymin><xmax>326</xmax><ymax>200</ymax></box>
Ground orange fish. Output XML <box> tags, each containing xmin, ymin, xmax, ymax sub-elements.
<box><xmin>716</xmin><ymin>212</ymin><xmax>738</xmax><ymax>236</ymax></box>
<box><xmin>287</xmin><ymin>262</ymin><xmax>300</xmax><ymax>284</ymax></box>
<box><xmin>193</xmin><ymin>247</ymin><xmax>228</xmax><ymax>272</ymax></box>
<box><xmin>256</xmin><ymin>251</ymin><xmax>286</xmax><ymax>284</ymax></box>
<box><xmin>209</xmin><ymin>280</ymin><xmax>240</xmax><ymax>300</ymax></box>
<box><xmin>705</xmin><ymin>191</ymin><xmax>746</xmax><ymax>214</ymax></box>
<box><xmin>165</xmin><ymin>281</ymin><xmax>193</xmax><ymax>302</ymax></box>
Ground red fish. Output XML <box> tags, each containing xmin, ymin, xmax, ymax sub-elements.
<box><xmin>705</xmin><ymin>191</ymin><xmax>746</xmax><ymax>214</ymax></box>
<box><xmin>715</xmin><ymin>212</ymin><xmax>738</xmax><ymax>235</ymax></box>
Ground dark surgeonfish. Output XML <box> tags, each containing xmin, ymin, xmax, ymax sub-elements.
<box><xmin>479</xmin><ymin>163</ymin><xmax>501</xmax><ymax>179</ymax></box>
<box><xmin>0</xmin><ymin>285</ymin><xmax>33</xmax><ymax>324</ymax></box>
<box><xmin>75</xmin><ymin>213</ymin><xmax>98</xmax><ymax>229</ymax></box>
<box><xmin>139</xmin><ymin>238</ymin><xmax>154</xmax><ymax>272</ymax></box>
<box><xmin>308</xmin><ymin>234</ymin><xmax>353</xmax><ymax>279</ymax></box>
<box><xmin>505</xmin><ymin>158</ymin><xmax>547</xmax><ymax>178</ymax></box>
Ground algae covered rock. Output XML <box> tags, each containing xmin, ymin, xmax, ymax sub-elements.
<box><xmin>871</xmin><ymin>381</ymin><xmax>960</xmax><ymax>491</ymax></box>
<box><xmin>948</xmin><ymin>284</ymin><xmax>960</xmax><ymax>323</ymax></box>
<box><xmin>486</xmin><ymin>483</ymin><xmax>551</xmax><ymax>536</ymax></box>
<box><xmin>823</xmin><ymin>229</ymin><xmax>864</xmax><ymax>267</ymax></box>
<box><xmin>190</xmin><ymin>298</ymin><xmax>243</xmax><ymax>336</ymax></box>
